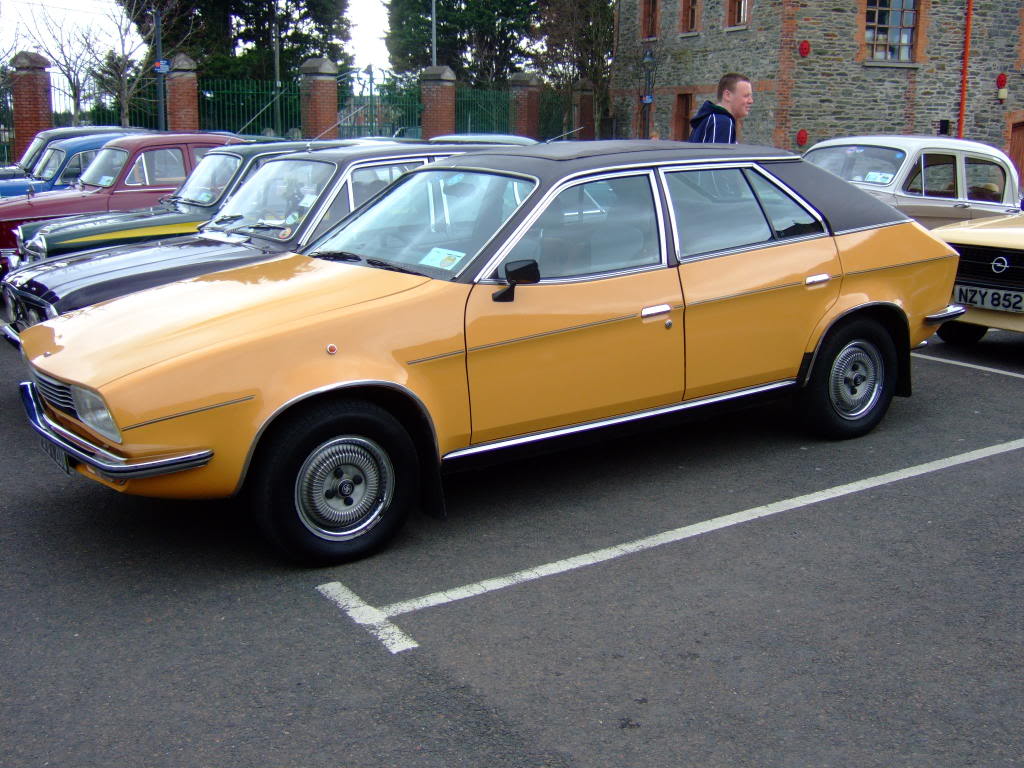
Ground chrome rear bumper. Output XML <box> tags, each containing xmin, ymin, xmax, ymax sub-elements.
<box><xmin>923</xmin><ymin>303</ymin><xmax>967</xmax><ymax>325</ymax></box>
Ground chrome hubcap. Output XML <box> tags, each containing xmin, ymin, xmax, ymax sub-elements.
<box><xmin>828</xmin><ymin>340</ymin><xmax>883</xmax><ymax>420</ymax></box>
<box><xmin>294</xmin><ymin>437</ymin><xmax>393</xmax><ymax>541</ymax></box>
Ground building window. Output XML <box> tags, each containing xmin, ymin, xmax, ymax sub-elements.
<box><xmin>680</xmin><ymin>0</ymin><xmax>696</xmax><ymax>32</ymax></box>
<box><xmin>865</xmin><ymin>0</ymin><xmax>917</xmax><ymax>61</ymax></box>
<box><xmin>642</xmin><ymin>0</ymin><xmax>658</xmax><ymax>38</ymax></box>
<box><xmin>726</xmin><ymin>0</ymin><xmax>747</xmax><ymax>27</ymax></box>
<box><xmin>673</xmin><ymin>93</ymin><xmax>693</xmax><ymax>139</ymax></box>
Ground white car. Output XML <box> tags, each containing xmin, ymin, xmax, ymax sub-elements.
<box><xmin>805</xmin><ymin>135</ymin><xmax>1022</xmax><ymax>229</ymax></box>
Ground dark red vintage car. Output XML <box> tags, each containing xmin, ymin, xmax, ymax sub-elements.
<box><xmin>0</xmin><ymin>132</ymin><xmax>241</xmax><ymax>274</ymax></box>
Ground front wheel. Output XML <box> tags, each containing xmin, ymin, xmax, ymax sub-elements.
<box><xmin>936</xmin><ymin>321</ymin><xmax>987</xmax><ymax>346</ymax></box>
<box><xmin>800</xmin><ymin>319</ymin><xmax>897</xmax><ymax>439</ymax></box>
<box><xmin>251</xmin><ymin>401</ymin><xmax>419</xmax><ymax>564</ymax></box>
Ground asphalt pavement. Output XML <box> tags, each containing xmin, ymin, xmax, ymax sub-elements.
<box><xmin>2</xmin><ymin>331</ymin><xmax>1021</xmax><ymax>767</ymax></box>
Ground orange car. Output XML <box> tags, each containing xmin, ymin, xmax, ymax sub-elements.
<box><xmin>18</xmin><ymin>141</ymin><xmax>964</xmax><ymax>563</ymax></box>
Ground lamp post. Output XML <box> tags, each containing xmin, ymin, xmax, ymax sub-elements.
<box><xmin>364</xmin><ymin>64</ymin><xmax>375</xmax><ymax>135</ymax></box>
<box><xmin>641</xmin><ymin>48</ymin><xmax>655</xmax><ymax>139</ymax></box>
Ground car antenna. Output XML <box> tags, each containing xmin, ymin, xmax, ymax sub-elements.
<box><xmin>545</xmin><ymin>127</ymin><xmax>583</xmax><ymax>144</ymax></box>
<box><xmin>309</xmin><ymin>105</ymin><xmax>368</xmax><ymax>150</ymax></box>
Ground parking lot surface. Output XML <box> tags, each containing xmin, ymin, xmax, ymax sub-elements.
<box><xmin>2</xmin><ymin>331</ymin><xmax>1021</xmax><ymax>767</ymax></box>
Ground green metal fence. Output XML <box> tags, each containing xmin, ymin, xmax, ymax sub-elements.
<box><xmin>540</xmin><ymin>89</ymin><xmax>574</xmax><ymax>141</ymax></box>
<box><xmin>456</xmin><ymin>89</ymin><xmax>510</xmax><ymax>134</ymax></box>
<box><xmin>0</xmin><ymin>79</ymin><xmax>12</xmax><ymax>163</ymax></box>
<box><xmin>338</xmin><ymin>88</ymin><xmax>423</xmax><ymax>138</ymax></box>
<box><xmin>51</xmin><ymin>81</ymin><xmax>160</xmax><ymax>129</ymax></box>
<box><xmin>200</xmin><ymin>78</ymin><xmax>301</xmax><ymax>137</ymax></box>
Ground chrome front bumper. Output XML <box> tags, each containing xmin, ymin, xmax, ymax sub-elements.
<box><xmin>2</xmin><ymin>323</ymin><xmax>20</xmax><ymax>349</ymax></box>
<box><xmin>923</xmin><ymin>303</ymin><xmax>967</xmax><ymax>325</ymax></box>
<box><xmin>21</xmin><ymin>381</ymin><xmax>214</xmax><ymax>480</ymax></box>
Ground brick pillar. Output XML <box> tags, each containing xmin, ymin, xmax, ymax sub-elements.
<box><xmin>509</xmin><ymin>72</ymin><xmax>541</xmax><ymax>140</ymax></box>
<box><xmin>10</xmin><ymin>51</ymin><xmax>53</xmax><ymax>161</ymax></box>
<box><xmin>419</xmin><ymin>66</ymin><xmax>456</xmax><ymax>139</ymax></box>
<box><xmin>300</xmin><ymin>58</ymin><xmax>339</xmax><ymax>139</ymax></box>
<box><xmin>166</xmin><ymin>53</ymin><xmax>199</xmax><ymax>131</ymax></box>
<box><xmin>573</xmin><ymin>79</ymin><xmax>596</xmax><ymax>140</ymax></box>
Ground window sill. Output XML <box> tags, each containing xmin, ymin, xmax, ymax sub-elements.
<box><xmin>678</xmin><ymin>31</ymin><xmax>700</xmax><ymax>38</ymax></box>
<box><xmin>862</xmin><ymin>60</ymin><xmax>920</xmax><ymax>69</ymax></box>
<box><xmin>641</xmin><ymin>36</ymin><xmax>659</xmax><ymax>42</ymax></box>
<box><xmin>724</xmin><ymin>24</ymin><xmax>749</xmax><ymax>32</ymax></box>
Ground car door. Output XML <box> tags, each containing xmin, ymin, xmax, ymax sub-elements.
<box><xmin>893</xmin><ymin>150</ymin><xmax>968</xmax><ymax>228</ymax></box>
<box><xmin>113</xmin><ymin>145</ymin><xmax>187</xmax><ymax>208</ymax></box>
<box><xmin>664</xmin><ymin>165</ymin><xmax>840</xmax><ymax>400</ymax></box>
<box><xmin>963</xmin><ymin>152</ymin><xmax>1021</xmax><ymax>220</ymax></box>
<box><xmin>464</xmin><ymin>171</ymin><xmax>685</xmax><ymax>445</ymax></box>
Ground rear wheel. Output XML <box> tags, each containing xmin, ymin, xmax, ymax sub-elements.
<box><xmin>801</xmin><ymin>319</ymin><xmax>897</xmax><ymax>439</ymax></box>
<box><xmin>936</xmin><ymin>321</ymin><xmax>987</xmax><ymax>346</ymax></box>
<box><xmin>252</xmin><ymin>401</ymin><xmax>419</xmax><ymax>564</ymax></box>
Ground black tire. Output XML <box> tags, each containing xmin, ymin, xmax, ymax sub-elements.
<box><xmin>251</xmin><ymin>401</ymin><xmax>419</xmax><ymax>565</ymax></box>
<box><xmin>936</xmin><ymin>321</ymin><xmax>987</xmax><ymax>346</ymax></box>
<box><xmin>801</xmin><ymin>319</ymin><xmax>897</xmax><ymax>439</ymax></box>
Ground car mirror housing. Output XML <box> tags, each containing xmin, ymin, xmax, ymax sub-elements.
<box><xmin>492</xmin><ymin>259</ymin><xmax>540</xmax><ymax>303</ymax></box>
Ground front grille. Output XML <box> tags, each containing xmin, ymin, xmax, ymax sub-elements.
<box><xmin>31</xmin><ymin>368</ymin><xmax>78</xmax><ymax>418</ymax></box>
<box><xmin>951</xmin><ymin>244</ymin><xmax>1024</xmax><ymax>291</ymax></box>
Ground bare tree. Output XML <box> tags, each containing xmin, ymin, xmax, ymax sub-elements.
<box><xmin>22</xmin><ymin>8</ymin><xmax>99</xmax><ymax>126</ymax></box>
<box><xmin>88</xmin><ymin>0</ymin><xmax>190</xmax><ymax>127</ymax></box>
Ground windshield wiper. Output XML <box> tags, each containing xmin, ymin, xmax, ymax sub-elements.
<box><xmin>311</xmin><ymin>250</ymin><xmax>364</xmax><ymax>262</ymax></box>
<box><xmin>245</xmin><ymin>222</ymin><xmax>286</xmax><ymax>231</ymax></box>
<box><xmin>212</xmin><ymin>213</ymin><xmax>243</xmax><ymax>225</ymax></box>
<box><xmin>366</xmin><ymin>258</ymin><xmax>427</xmax><ymax>276</ymax></box>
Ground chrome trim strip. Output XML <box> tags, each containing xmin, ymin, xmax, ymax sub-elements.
<box><xmin>122</xmin><ymin>395</ymin><xmax>256</xmax><ymax>431</ymax></box>
<box><xmin>641</xmin><ymin>303</ymin><xmax>671</xmax><ymax>318</ymax></box>
<box><xmin>21</xmin><ymin>382</ymin><xmax>213</xmax><ymax>480</ymax></box>
<box><xmin>831</xmin><ymin>219</ymin><xmax>911</xmax><ymax>236</ymax></box>
<box><xmin>923</xmin><ymin>303</ymin><xmax>966</xmax><ymax>325</ymax></box>
<box><xmin>406</xmin><ymin>349</ymin><xmax>466</xmax><ymax>366</ymax></box>
<box><xmin>443</xmin><ymin>380</ymin><xmax>796</xmax><ymax>460</ymax></box>
<box><xmin>2</xmin><ymin>322</ymin><xmax>20</xmax><ymax>349</ymax></box>
<box><xmin>686</xmin><ymin>280</ymin><xmax>806</xmax><ymax>307</ymax></box>
<box><xmin>845</xmin><ymin>254</ymin><xmax>957</xmax><ymax>277</ymax></box>
<box><xmin>468</xmin><ymin>313</ymin><xmax>637</xmax><ymax>353</ymax></box>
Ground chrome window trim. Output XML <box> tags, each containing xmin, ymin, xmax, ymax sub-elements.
<box><xmin>831</xmin><ymin>219</ymin><xmax>910</xmax><ymax>236</ymax></box>
<box><xmin>658</xmin><ymin>162</ymin><xmax>829</xmax><ymax>265</ymax></box>
<box><xmin>472</xmin><ymin>168</ymin><xmax>668</xmax><ymax>284</ymax></box>
<box><xmin>443</xmin><ymin>379</ymin><xmax>796</xmax><ymax>461</ymax></box>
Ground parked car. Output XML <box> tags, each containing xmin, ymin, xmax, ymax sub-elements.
<box><xmin>2</xmin><ymin>141</ymin><xmax>494</xmax><ymax>342</ymax></box>
<box><xmin>0</xmin><ymin>132</ymin><xmax>241</xmax><ymax>275</ymax></box>
<box><xmin>13</xmin><ymin>139</ymin><xmax>359</xmax><ymax>263</ymax></box>
<box><xmin>0</xmin><ymin>132</ymin><xmax>133</xmax><ymax>198</ymax></box>
<box><xmin>16</xmin><ymin>140</ymin><xmax>963</xmax><ymax>563</ymax></box>
<box><xmin>930</xmin><ymin>212</ymin><xmax>1024</xmax><ymax>344</ymax></box>
<box><xmin>804</xmin><ymin>135</ymin><xmax>1022</xmax><ymax>228</ymax></box>
<box><xmin>0</xmin><ymin>125</ymin><xmax>150</xmax><ymax>181</ymax></box>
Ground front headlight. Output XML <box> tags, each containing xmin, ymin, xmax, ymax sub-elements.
<box><xmin>26</xmin><ymin>235</ymin><xmax>46</xmax><ymax>260</ymax></box>
<box><xmin>70</xmin><ymin>385</ymin><xmax>121</xmax><ymax>443</ymax></box>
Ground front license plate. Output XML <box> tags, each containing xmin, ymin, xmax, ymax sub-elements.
<box><xmin>955</xmin><ymin>284</ymin><xmax>1024</xmax><ymax>313</ymax></box>
<box><xmin>39</xmin><ymin>438</ymin><xmax>71</xmax><ymax>475</ymax></box>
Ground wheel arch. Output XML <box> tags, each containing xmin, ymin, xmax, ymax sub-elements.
<box><xmin>240</xmin><ymin>381</ymin><xmax>445</xmax><ymax>516</ymax></box>
<box><xmin>800</xmin><ymin>303</ymin><xmax>912</xmax><ymax>397</ymax></box>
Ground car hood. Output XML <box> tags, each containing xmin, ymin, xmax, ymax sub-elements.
<box><xmin>34</xmin><ymin>204</ymin><xmax>210</xmax><ymax>246</ymax></box>
<box><xmin>0</xmin><ymin>186</ymin><xmax>107</xmax><ymax>221</ymax></box>
<box><xmin>7</xmin><ymin>235</ymin><xmax>274</xmax><ymax>310</ymax></box>
<box><xmin>0</xmin><ymin>178</ymin><xmax>45</xmax><ymax>197</ymax></box>
<box><xmin>22</xmin><ymin>253</ymin><xmax>432</xmax><ymax>387</ymax></box>
<box><xmin>932</xmin><ymin>212</ymin><xmax>1024</xmax><ymax>245</ymax></box>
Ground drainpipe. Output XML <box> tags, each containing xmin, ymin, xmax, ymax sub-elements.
<box><xmin>957</xmin><ymin>0</ymin><xmax>974</xmax><ymax>138</ymax></box>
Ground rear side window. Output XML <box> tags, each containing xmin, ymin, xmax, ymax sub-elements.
<box><xmin>903</xmin><ymin>153</ymin><xmax>957</xmax><ymax>198</ymax></box>
<box><xmin>125</xmin><ymin>148</ymin><xmax>186</xmax><ymax>186</ymax></box>
<box><xmin>665</xmin><ymin>168</ymin><xmax>771</xmax><ymax>258</ymax></box>
<box><xmin>965</xmin><ymin>157</ymin><xmax>1006</xmax><ymax>202</ymax></box>
<box><xmin>743</xmin><ymin>170</ymin><xmax>824</xmax><ymax>239</ymax></box>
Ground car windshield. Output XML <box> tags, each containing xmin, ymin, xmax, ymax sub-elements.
<box><xmin>18</xmin><ymin>135</ymin><xmax>47</xmax><ymax>171</ymax></box>
<box><xmin>32</xmin><ymin>148</ymin><xmax>66</xmax><ymax>180</ymax></box>
<box><xmin>79</xmin><ymin>147</ymin><xmax>129</xmax><ymax>187</ymax></box>
<box><xmin>309</xmin><ymin>169</ymin><xmax>536</xmax><ymax>279</ymax></box>
<box><xmin>206</xmin><ymin>157</ymin><xmax>335</xmax><ymax>239</ymax></box>
<box><xmin>177</xmin><ymin>152</ymin><xmax>242</xmax><ymax>205</ymax></box>
<box><xmin>804</xmin><ymin>144</ymin><xmax>907</xmax><ymax>186</ymax></box>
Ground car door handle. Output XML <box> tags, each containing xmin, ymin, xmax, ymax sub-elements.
<box><xmin>953</xmin><ymin>203</ymin><xmax>970</xmax><ymax>209</ymax></box>
<box><xmin>805</xmin><ymin>273</ymin><xmax>831</xmax><ymax>286</ymax></box>
<box><xmin>641</xmin><ymin>304</ymin><xmax>672</xmax><ymax>318</ymax></box>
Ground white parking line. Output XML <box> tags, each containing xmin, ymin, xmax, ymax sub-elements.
<box><xmin>913</xmin><ymin>352</ymin><xmax>1024</xmax><ymax>380</ymax></box>
<box><xmin>318</xmin><ymin>438</ymin><xmax>1024</xmax><ymax>654</ymax></box>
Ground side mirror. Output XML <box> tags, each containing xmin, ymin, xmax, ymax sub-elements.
<box><xmin>492</xmin><ymin>259</ymin><xmax>540</xmax><ymax>302</ymax></box>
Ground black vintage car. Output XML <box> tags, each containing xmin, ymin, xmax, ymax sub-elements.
<box><xmin>13</xmin><ymin>139</ymin><xmax>358</xmax><ymax>263</ymax></box>
<box><xmin>1</xmin><ymin>142</ymin><xmax>494</xmax><ymax>345</ymax></box>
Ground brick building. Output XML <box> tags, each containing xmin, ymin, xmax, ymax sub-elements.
<box><xmin>611</xmin><ymin>0</ymin><xmax>1024</xmax><ymax>174</ymax></box>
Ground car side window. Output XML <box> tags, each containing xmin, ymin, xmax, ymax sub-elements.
<box><xmin>125</xmin><ymin>148</ymin><xmax>186</xmax><ymax>186</ymax></box>
<box><xmin>351</xmin><ymin>162</ymin><xmax>421</xmax><ymax>207</ymax></box>
<box><xmin>965</xmin><ymin>157</ymin><xmax>1006</xmax><ymax>203</ymax></box>
<box><xmin>58</xmin><ymin>151</ymin><xmax>93</xmax><ymax>184</ymax></box>
<box><xmin>665</xmin><ymin>168</ymin><xmax>771</xmax><ymax>258</ymax></box>
<box><xmin>743</xmin><ymin>170</ymin><xmax>825</xmax><ymax>239</ymax></box>
<box><xmin>500</xmin><ymin>174</ymin><xmax>661</xmax><ymax>280</ymax></box>
<box><xmin>903</xmin><ymin>153</ymin><xmax>957</xmax><ymax>198</ymax></box>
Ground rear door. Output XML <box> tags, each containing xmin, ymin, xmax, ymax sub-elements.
<box><xmin>893</xmin><ymin>151</ymin><xmax>968</xmax><ymax>228</ymax></box>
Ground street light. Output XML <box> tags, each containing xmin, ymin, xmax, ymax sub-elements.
<box><xmin>640</xmin><ymin>48</ymin><xmax>655</xmax><ymax>139</ymax></box>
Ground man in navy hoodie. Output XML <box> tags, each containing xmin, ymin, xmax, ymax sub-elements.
<box><xmin>687</xmin><ymin>73</ymin><xmax>753</xmax><ymax>143</ymax></box>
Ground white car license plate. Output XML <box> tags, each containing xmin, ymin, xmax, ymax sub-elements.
<box><xmin>39</xmin><ymin>438</ymin><xmax>71</xmax><ymax>474</ymax></box>
<box><xmin>955</xmin><ymin>284</ymin><xmax>1024</xmax><ymax>313</ymax></box>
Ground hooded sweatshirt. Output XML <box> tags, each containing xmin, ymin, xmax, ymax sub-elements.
<box><xmin>687</xmin><ymin>101</ymin><xmax>737</xmax><ymax>143</ymax></box>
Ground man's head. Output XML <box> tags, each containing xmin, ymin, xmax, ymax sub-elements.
<box><xmin>717</xmin><ymin>73</ymin><xmax>753</xmax><ymax>120</ymax></box>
